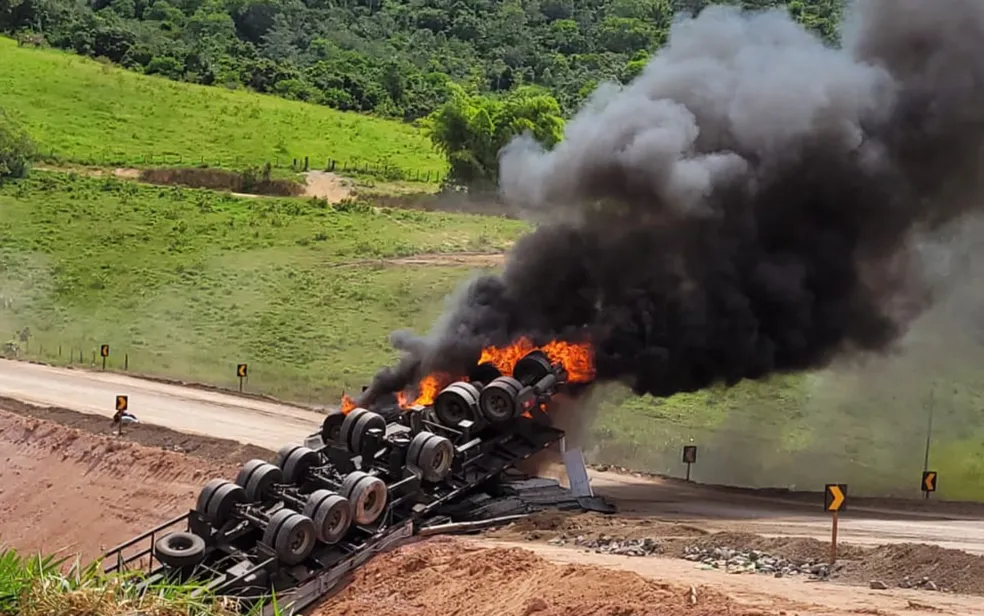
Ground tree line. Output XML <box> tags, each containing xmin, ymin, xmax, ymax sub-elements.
<box><xmin>0</xmin><ymin>0</ymin><xmax>843</xmax><ymax>185</ymax></box>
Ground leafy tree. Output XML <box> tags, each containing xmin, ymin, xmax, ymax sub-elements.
<box><xmin>426</xmin><ymin>85</ymin><xmax>565</xmax><ymax>189</ymax></box>
<box><xmin>0</xmin><ymin>110</ymin><xmax>36</xmax><ymax>180</ymax></box>
<box><xmin>0</xmin><ymin>0</ymin><xmax>847</xmax><ymax>168</ymax></box>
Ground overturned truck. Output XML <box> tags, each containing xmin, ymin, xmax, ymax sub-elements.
<box><xmin>101</xmin><ymin>349</ymin><xmax>612</xmax><ymax>615</ymax></box>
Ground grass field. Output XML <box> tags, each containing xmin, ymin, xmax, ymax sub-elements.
<box><xmin>0</xmin><ymin>172</ymin><xmax>524</xmax><ymax>399</ymax></box>
<box><xmin>0</xmin><ymin>37</ymin><xmax>447</xmax><ymax>180</ymax></box>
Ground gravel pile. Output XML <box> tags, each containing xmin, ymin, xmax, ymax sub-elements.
<box><xmin>548</xmin><ymin>534</ymin><xmax>663</xmax><ymax>556</ymax></box>
<box><xmin>682</xmin><ymin>545</ymin><xmax>832</xmax><ymax>579</ymax></box>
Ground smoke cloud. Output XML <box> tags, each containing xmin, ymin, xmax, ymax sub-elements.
<box><xmin>360</xmin><ymin>0</ymin><xmax>984</xmax><ymax>405</ymax></box>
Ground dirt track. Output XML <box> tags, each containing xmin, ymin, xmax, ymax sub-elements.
<box><xmin>1</xmin><ymin>358</ymin><xmax>983</xmax><ymax>556</ymax></box>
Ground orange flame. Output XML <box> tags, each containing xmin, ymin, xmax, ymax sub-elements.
<box><xmin>480</xmin><ymin>336</ymin><xmax>595</xmax><ymax>383</ymax></box>
<box><xmin>341</xmin><ymin>394</ymin><xmax>357</xmax><ymax>414</ymax></box>
<box><xmin>410</xmin><ymin>372</ymin><xmax>453</xmax><ymax>407</ymax></box>
<box><xmin>342</xmin><ymin>337</ymin><xmax>595</xmax><ymax>413</ymax></box>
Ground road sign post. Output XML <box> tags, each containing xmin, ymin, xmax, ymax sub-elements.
<box><xmin>682</xmin><ymin>445</ymin><xmax>697</xmax><ymax>482</ymax></box>
<box><xmin>100</xmin><ymin>344</ymin><xmax>110</xmax><ymax>371</ymax></box>
<box><xmin>824</xmin><ymin>483</ymin><xmax>847</xmax><ymax>563</ymax></box>
<box><xmin>237</xmin><ymin>363</ymin><xmax>248</xmax><ymax>392</ymax></box>
<box><xmin>922</xmin><ymin>471</ymin><xmax>937</xmax><ymax>499</ymax></box>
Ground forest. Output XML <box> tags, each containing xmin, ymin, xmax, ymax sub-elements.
<box><xmin>1</xmin><ymin>0</ymin><xmax>842</xmax><ymax>122</ymax></box>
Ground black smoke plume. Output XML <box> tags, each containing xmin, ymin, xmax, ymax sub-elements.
<box><xmin>358</xmin><ymin>0</ymin><xmax>984</xmax><ymax>405</ymax></box>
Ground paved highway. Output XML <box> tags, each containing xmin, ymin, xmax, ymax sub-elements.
<box><xmin>2</xmin><ymin>357</ymin><xmax>984</xmax><ymax>553</ymax></box>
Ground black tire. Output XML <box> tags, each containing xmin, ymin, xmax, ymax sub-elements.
<box><xmin>155</xmin><ymin>532</ymin><xmax>206</xmax><ymax>569</ymax></box>
<box><xmin>204</xmin><ymin>481</ymin><xmax>246</xmax><ymax>527</ymax></box>
<box><xmin>414</xmin><ymin>433</ymin><xmax>454</xmax><ymax>482</ymax></box>
<box><xmin>302</xmin><ymin>490</ymin><xmax>352</xmax><ymax>544</ymax></box>
<box><xmin>263</xmin><ymin>509</ymin><xmax>316</xmax><ymax>566</ymax></box>
<box><xmin>274</xmin><ymin>444</ymin><xmax>302</xmax><ymax>470</ymax></box>
<box><xmin>433</xmin><ymin>382</ymin><xmax>480</xmax><ymax>428</ymax></box>
<box><xmin>341</xmin><ymin>471</ymin><xmax>387</xmax><ymax>525</ymax></box>
<box><xmin>282</xmin><ymin>446</ymin><xmax>320</xmax><ymax>484</ymax></box>
<box><xmin>321</xmin><ymin>412</ymin><xmax>345</xmax><ymax>444</ymax></box>
<box><xmin>339</xmin><ymin>408</ymin><xmax>367</xmax><ymax>453</ymax></box>
<box><xmin>349</xmin><ymin>410</ymin><xmax>385</xmax><ymax>453</ymax></box>
<box><xmin>234</xmin><ymin>459</ymin><xmax>268</xmax><ymax>489</ymax></box>
<box><xmin>195</xmin><ymin>478</ymin><xmax>227</xmax><ymax>514</ymax></box>
<box><xmin>514</xmin><ymin>350</ymin><xmax>552</xmax><ymax>385</ymax></box>
<box><xmin>479</xmin><ymin>377</ymin><xmax>523</xmax><ymax>424</ymax></box>
<box><xmin>245</xmin><ymin>463</ymin><xmax>283</xmax><ymax>502</ymax></box>
<box><xmin>468</xmin><ymin>361</ymin><xmax>502</xmax><ymax>386</ymax></box>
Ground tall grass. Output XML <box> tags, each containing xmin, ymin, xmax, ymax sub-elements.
<box><xmin>0</xmin><ymin>546</ymin><xmax>264</xmax><ymax>616</ymax></box>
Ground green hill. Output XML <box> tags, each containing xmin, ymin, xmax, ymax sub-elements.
<box><xmin>0</xmin><ymin>37</ymin><xmax>446</xmax><ymax>179</ymax></box>
<box><xmin>0</xmin><ymin>172</ymin><xmax>523</xmax><ymax>399</ymax></box>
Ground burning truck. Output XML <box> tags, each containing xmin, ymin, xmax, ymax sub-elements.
<box><xmin>99</xmin><ymin>338</ymin><xmax>611</xmax><ymax>616</ymax></box>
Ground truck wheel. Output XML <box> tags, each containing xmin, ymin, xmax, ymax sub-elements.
<box><xmin>274</xmin><ymin>444</ymin><xmax>302</xmax><ymax>470</ymax></box>
<box><xmin>282</xmin><ymin>446</ymin><xmax>320</xmax><ymax>485</ymax></box>
<box><xmin>409</xmin><ymin>433</ymin><xmax>454</xmax><ymax>482</ymax></box>
<box><xmin>339</xmin><ymin>408</ymin><xmax>367</xmax><ymax>452</ymax></box>
<box><xmin>155</xmin><ymin>532</ymin><xmax>206</xmax><ymax>569</ymax></box>
<box><xmin>244</xmin><ymin>463</ymin><xmax>283</xmax><ymax>503</ymax></box>
<box><xmin>204</xmin><ymin>481</ymin><xmax>246</xmax><ymax>527</ymax></box>
<box><xmin>235</xmin><ymin>459</ymin><xmax>268</xmax><ymax>489</ymax></box>
<box><xmin>352</xmin><ymin>411</ymin><xmax>386</xmax><ymax>454</ymax></box>
<box><xmin>341</xmin><ymin>471</ymin><xmax>387</xmax><ymax>525</ymax></box>
<box><xmin>195</xmin><ymin>478</ymin><xmax>227</xmax><ymax>515</ymax></box>
<box><xmin>263</xmin><ymin>509</ymin><xmax>316</xmax><ymax>566</ymax></box>
<box><xmin>302</xmin><ymin>490</ymin><xmax>352</xmax><ymax>544</ymax></box>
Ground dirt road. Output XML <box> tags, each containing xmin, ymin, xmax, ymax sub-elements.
<box><xmin>1</xmin><ymin>358</ymin><xmax>983</xmax><ymax>554</ymax></box>
<box><xmin>0</xmin><ymin>358</ymin><xmax>323</xmax><ymax>449</ymax></box>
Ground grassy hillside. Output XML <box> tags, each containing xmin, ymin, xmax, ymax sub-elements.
<box><xmin>0</xmin><ymin>38</ymin><xmax>446</xmax><ymax>179</ymax></box>
<box><xmin>1</xmin><ymin>169</ymin><xmax>982</xmax><ymax>500</ymax></box>
<box><xmin>0</xmin><ymin>172</ymin><xmax>523</xmax><ymax>399</ymax></box>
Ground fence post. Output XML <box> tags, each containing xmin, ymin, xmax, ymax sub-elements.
<box><xmin>304</xmin><ymin>156</ymin><xmax>309</xmax><ymax>172</ymax></box>
<box><xmin>124</xmin><ymin>353</ymin><xmax>129</xmax><ymax>371</ymax></box>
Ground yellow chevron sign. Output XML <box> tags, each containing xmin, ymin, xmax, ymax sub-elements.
<box><xmin>824</xmin><ymin>484</ymin><xmax>846</xmax><ymax>512</ymax></box>
<box><xmin>922</xmin><ymin>471</ymin><xmax>937</xmax><ymax>492</ymax></box>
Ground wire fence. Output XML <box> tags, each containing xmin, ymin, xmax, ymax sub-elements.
<box><xmin>2</xmin><ymin>337</ymin><xmax>336</xmax><ymax>406</ymax></box>
<box><xmin>37</xmin><ymin>149</ymin><xmax>444</xmax><ymax>184</ymax></box>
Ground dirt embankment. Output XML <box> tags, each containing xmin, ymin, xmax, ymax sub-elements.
<box><xmin>321</xmin><ymin>536</ymin><xmax>768</xmax><ymax>616</ymax></box>
<box><xmin>0</xmin><ymin>408</ymin><xmax>240</xmax><ymax>561</ymax></box>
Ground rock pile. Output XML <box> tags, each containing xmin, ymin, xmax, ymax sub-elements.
<box><xmin>681</xmin><ymin>546</ymin><xmax>832</xmax><ymax>579</ymax></box>
<box><xmin>547</xmin><ymin>534</ymin><xmax>662</xmax><ymax>557</ymax></box>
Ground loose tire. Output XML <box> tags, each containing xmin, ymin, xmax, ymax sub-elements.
<box><xmin>302</xmin><ymin>490</ymin><xmax>352</xmax><ymax>544</ymax></box>
<box><xmin>263</xmin><ymin>509</ymin><xmax>316</xmax><ymax>566</ymax></box>
<box><xmin>341</xmin><ymin>471</ymin><xmax>388</xmax><ymax>525</ymax></box>
<box><xmin>406</xmin><ymin>432</ymin><xmax>453</xmax><ymax>482</ymax></box>
<box><xmin>155</xmin><ymin>532</ymin><xmax>206</xmax><ymax>569</ymax></box>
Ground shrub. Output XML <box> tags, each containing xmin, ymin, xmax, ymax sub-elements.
<box><xmin>0</xmin><ymin>110</ymin><xmax>36</xmax><ymax>180</ymax></box>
